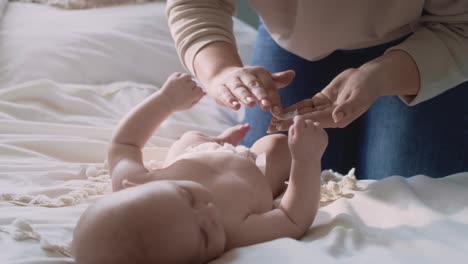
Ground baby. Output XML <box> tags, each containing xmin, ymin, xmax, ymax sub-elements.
<box><xmin>72</xmin><ymin>73</ymin><xmax>328</xmax><ymax>264</ymax></box>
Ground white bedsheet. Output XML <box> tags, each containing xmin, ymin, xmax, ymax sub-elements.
<box><xmin>0</xmin><ymin>80</ymin><xmax>467</xmax><ymax>264</ymax></box>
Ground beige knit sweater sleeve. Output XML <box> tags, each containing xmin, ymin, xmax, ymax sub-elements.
<box><xmin>165</xmin><ymin>0</ymin><xmax>237</xmax><ymax>75</ymax></box>
<box><xmin>387</xmin><ymin>1</ymin><xmax>468</xmax><ymax>105</ymax></box>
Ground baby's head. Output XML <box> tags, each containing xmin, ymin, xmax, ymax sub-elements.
<box><xmin>72</xmin><ymin>180</ymin><xmax>226</xmax><ymax>264</ymax></box>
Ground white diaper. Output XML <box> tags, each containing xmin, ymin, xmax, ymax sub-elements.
<box><xmin>184</xmin><ymin>142</ymin><xmax>266</xmax><ymax>175</ymax></box>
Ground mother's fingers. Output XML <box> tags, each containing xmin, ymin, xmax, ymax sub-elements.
<box><xmin>212</xmin><ymin>66</ymin><xmax>293</xmax><ymax>112</ymax></box>
<box><xmin>299</xmin><ymin>110</ymin><xmax>336</xmax><ymax>128</ymax></box>
<box><xmin>332</xmin><ymin>91</ymin><xmax>369</xmax><ymax>128</ymax></box>
<box><xmin>217</xmin><ymin>85</ymin><xmax>241</xmax><ymax>110</ymax></box>
<box><xmin>271</xmin><ymin>109</ymin><xmax>336</xmax><ymax>131</ymax></box>
<box><xmin>311</xmin><ymin>93</ymin><xmax>334</xmax><ymax>110</ymax></box>
<box><xmin>239</xmin><ymin>71</ymin><xmax>268</xmax><ymax>105</ymax></box>
<box><xmin>252</xmin><ymin>67</ymin><xmax>282</xmax><ymax>112</ymax></box>
<box><xmin>281</xmin><ymin>93</ymin><xmax>332</xmax><ymax>114</ymax></box>
<box><xmin>297</xmin><ymin>106</ymin><xmax>315</xmax><ymax>115</ymax></box>
<box><xmin>282</xmin><ymin>98</ymin><xmax>314</xmax><ymax>113</ymax></box>
<box><xmin>226</xmin><ymin>77</ymin><xmax>256</xmax><ymax>106</ymax></box>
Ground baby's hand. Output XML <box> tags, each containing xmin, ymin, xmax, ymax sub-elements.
<box><xmin>288</xmin><ymin>116</ymin><xmax>328</xmax><ymax>161</ymax></box>
<box><xmin>161</xmin><ymin>72</ymin><xmax>205</xmax><ymax>112</ymax></box>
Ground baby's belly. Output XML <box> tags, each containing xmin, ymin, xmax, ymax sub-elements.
<box><xmin>170</xmin><ymin>152</ymin><xmax>274</xmax><ymax>216</ymax></box>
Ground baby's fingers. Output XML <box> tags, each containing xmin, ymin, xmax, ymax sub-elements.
<box><xmin>192</xmin><ymin>87</ymin><xmax>206</xmax><ymax>105</ymax></box>
<box><xmin>288</xmin><ymin>116</ymin><xmax>306</xmax><ymax>145</ymax></box>
<box><xmin>288</xmin><ymin>121</ymin><xmax>297</xmax><ymax>145</ymax></box>
<box><xmin>268</xmin><ymin>118</ymin><xmax>293</xmax><ymax>133</ymax></box>
<box><xmin>300</xmin><ymin>110</ymin><xmax>336</xmax><ymax>128</ymax></box>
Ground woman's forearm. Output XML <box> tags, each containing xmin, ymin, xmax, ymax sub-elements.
<box><xmin>361</xmin><ymin>50</ymin><xmax>420</xmax><ymax>98</ymax></box>
<box><xmin>193</xmin><ymin>41</ymin><xmax>244</xmax><ymax>87</ymax></box>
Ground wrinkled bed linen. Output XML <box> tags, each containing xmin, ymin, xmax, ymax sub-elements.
<box><xmin>0</xmin><ymin>80</ymin><xmax>467</xmax><ymax>264</ymax></box>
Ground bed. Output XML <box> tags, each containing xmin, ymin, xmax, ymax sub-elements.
<box><xmin>0</xmin><ymin>1</ymin><xmax>467</xmax><ymax>263</ymax></box>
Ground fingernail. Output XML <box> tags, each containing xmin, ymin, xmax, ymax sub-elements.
<box><xmin>246</xmin><ymin>97</ymin><xmax>254</xmax><ymax>103</ymax></box>
<box><xmin>333</xmin><ymin>112</ymin><xmax>344</xmax><ymax>123</ymax></box>
<box><xmin>272</xmin><ymin>106</ymin><xmax>280</xmax><ymax>115</ymax></box>
<box><xmin>232</xmin><ymin>101</ymin><xmax>240</xmax><ymax>106</ymax></box>
<box><xmin>261</xmin><ymin>99</ymin><xmax>270</xmax><ymax>106</ymax></box>
<box><xmin>276</xmin><ymin>124</ymin><xmax>282</xmax><ymax>131</ymax></box>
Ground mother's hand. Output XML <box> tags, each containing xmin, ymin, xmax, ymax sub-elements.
<box><xmin>269</xmin><ymin>66</ymin><xmax>384</xmax><ymax>132</ymax></box>
<box><xmin>207</xmin><ymin>66</ymin><xmax>295</xmax><ymax>113</ymax></box>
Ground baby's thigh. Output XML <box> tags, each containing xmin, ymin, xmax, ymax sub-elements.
<box><xmin>165</xmin><ymin>131</ymin><xmax>214</xmax><ymax>162</ymax></box>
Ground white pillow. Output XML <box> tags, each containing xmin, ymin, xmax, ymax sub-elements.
<box><xmin>0</xmin><ymin>2</ymin><xmax>256</xmax><ymax>87</ymax></box>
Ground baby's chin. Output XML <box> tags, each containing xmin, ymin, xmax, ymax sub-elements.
<box><xmin>139</xmin><ymin>242</ymin><xmax>224</xmax><ymax>264</ymax></box>
<box><xmin>206</xmin><ymin>248</ymin><xmax>226</xmax><ymax>263</ymax></box>
<box><xmin>189</xmin><ymin>247</ymin><xmax>225</xmax><ymax>264</ymax></box>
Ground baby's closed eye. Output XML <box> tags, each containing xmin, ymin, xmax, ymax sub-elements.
<box><xmin>176</xmin><ymin>185</ymin><xmax>195</xmax><ymax>207</ymax></box>
<box><xmin>200</xmin><ymin>227</ymin><xmax>209</xmax><ymax>248</ymax></box>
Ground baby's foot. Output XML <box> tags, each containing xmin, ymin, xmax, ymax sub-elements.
<box><xmin>216</xmin><ymin>123</ymin><xmax>250</xmax><ymax>146</ymax></box>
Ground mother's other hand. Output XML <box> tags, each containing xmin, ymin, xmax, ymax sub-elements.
<box><xmin>269</xmin><ymin>50</ymin><xmax>420</xmax><ymax>132</ymax></box>
<box><xmin>269</xmin><ymin>67</ymin><xmax>382</xmax><ymax>132</ymax></box>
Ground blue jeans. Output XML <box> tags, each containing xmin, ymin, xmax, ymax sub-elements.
<box><xmin>242</xmin><ymin>22</ymin><xmax>468</xmax><ymax>179</ymax></box>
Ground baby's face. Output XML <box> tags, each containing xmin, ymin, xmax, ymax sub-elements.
<box><xmin>142</xmin><ymin>180</ymin><xmax>226</xmax><ymax>263</ymax></box>
<box><xmin>73</xmin><ymin>180</ymin><xmax>226</xmax><ymax>264</ymax></box>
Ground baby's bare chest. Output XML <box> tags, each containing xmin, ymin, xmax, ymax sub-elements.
<box><xmin>170</xmin><ymin>152</ymin><xmax>273</xmax><ymax>216</ymax></box>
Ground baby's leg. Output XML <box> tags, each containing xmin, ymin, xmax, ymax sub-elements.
<box><xmin>165</xmin><ymin>124</ymin><xmax>250</xmax><ymax>163</ymax></box>
<box><xmin>250</xmin><ymin>134</ymin><xmax>291</xmax><ymax>198</ymax></box>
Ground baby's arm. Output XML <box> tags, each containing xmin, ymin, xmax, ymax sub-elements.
<box><xmin>108</xmin><ymin>73</ymin><xmax>204</xmax><ymax>191</ymax></box>
<box><xmin>229</xmin><ymin>116</ymin><xmax>328</xmax><ymax>248</ymax></box>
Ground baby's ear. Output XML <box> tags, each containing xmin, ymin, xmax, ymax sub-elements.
<box><xmin>122</xmin><ymin>179</ymin><xmax>140</xmax><ymax>188</ymax></box>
